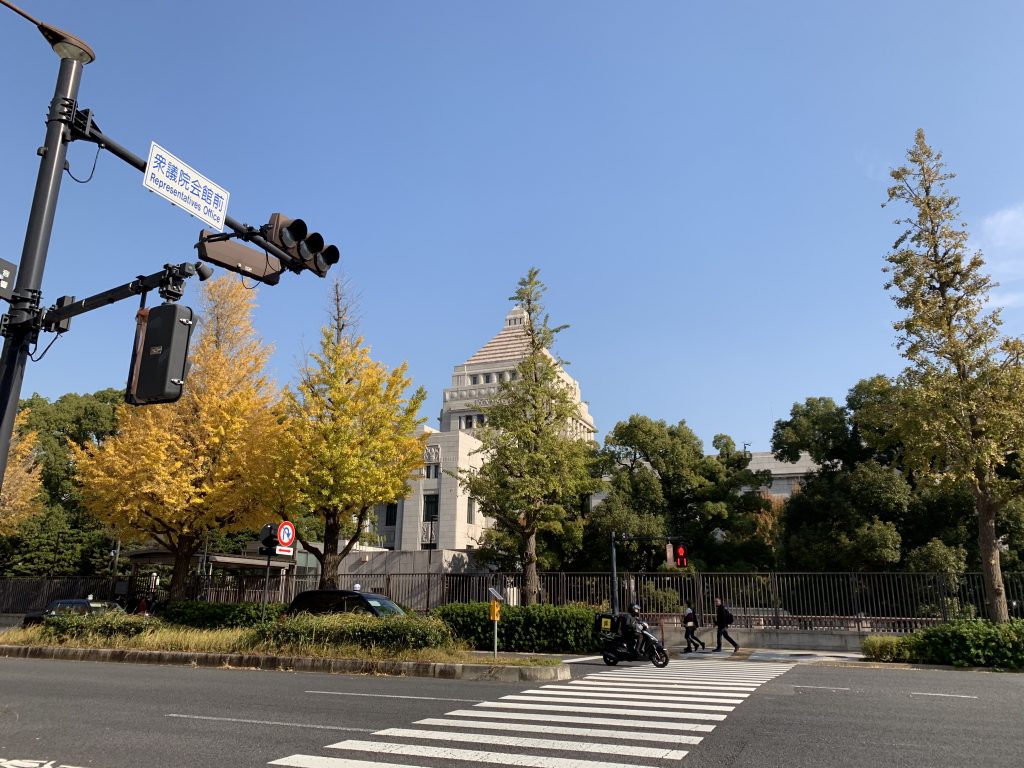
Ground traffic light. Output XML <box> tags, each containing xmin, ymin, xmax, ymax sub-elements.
<box><xmin>666</xmin><ymin>541</ymin><xmax>687</xmax><ymax>568</ymax></box>
<box><xmin>264</xmin><ymin>213</ymin><xmax>339</xmax><ymax>278</ymax></box>
<box><xmin>197</xmin><ymin>230</ymin><xmax>283</xmax><ymax>286</ymax></box>
<box><xmin>258</xmin><ymin>523</ymin><xmax>279</xmax><ymax>556</ymax></box>
<box><xmin>125</xmin><ymin>303</ymin><xmax>196</xmax><ymax>405</ymax></box>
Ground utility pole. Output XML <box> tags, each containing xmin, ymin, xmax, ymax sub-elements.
<box><xmin>0</xmin><ymin>1</ymin><xmax>94</xmax><ymax>489</ymax></box>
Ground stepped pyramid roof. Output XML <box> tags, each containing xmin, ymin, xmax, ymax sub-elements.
<box><xmin>464</xmin><ymin>306</ymin><xmax>532</xmax><ymax>366</ymax></box>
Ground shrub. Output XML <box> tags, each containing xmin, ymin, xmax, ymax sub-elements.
<box><xmin>42</xmin><ymin>612</ymin><xmax>159</xmax><ymax>642</ymax></box>
<box><xmin>433</xmin><ymin>603</ymin><xmax>600</xmax><ymax>654</ymax></box>
<box><xmin>863</xmin><ymin>620</ymin><xmax>1024</xmax><ymax>668</ymax></box>
<box><xmin>247</xmin><ymin>612</ymin><xmax>455</xmax><ymax>652</ymax></box>
<box><xmin>160</xmin><ymin>601</ymin><xmax>286</xmax><ymax>629</ymax></box>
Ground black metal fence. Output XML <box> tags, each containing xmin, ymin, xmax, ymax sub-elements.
<box><xmin>5</xmin><ymin>571</ymin><xmax>1023</xmax><ymax>633</ymax></box>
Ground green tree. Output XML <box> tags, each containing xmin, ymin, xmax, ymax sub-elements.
<box><xmin>288</xmin><ymin>282</ymin><xmax>427</xmax><ymax>588</ymax></box>
<box><xmin>458</xmin><ymin>269</ymin><xmax>599</xmax><ymax>604</ymax></box>
<box><xmin>591</xmin><ymin>415</ymin><xmax>773</xmax><ymax>571</ymax></box>
<box><xmin>867</xmin><ymin>129</ymin><xmax>1024</xmax><ymax>621</ymax></box>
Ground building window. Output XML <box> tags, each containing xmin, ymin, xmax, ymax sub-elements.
<box><xmin>423</xmin><ymin>494</ymin><xmax>439</xmax><ymax>522</ymax></box>
<box><xmin>425</xmin><ymin>463</ymin><xmax>440</xmax><ymax>479</ymax></box>
<box><xmin>470</xmin><ymin>375</ymin><xmax>479</xmax><ymax>385</ymax></box>
<box><xmin>477</xmin><ymin>414</ymin><xmax>485</xmax><ymax>427</ymax></box>
<box><xmin>467</xmin><ymin>497</ymin><xmax>475</xmax><ymax>524</ymax></box>
<box><xmin>384</xmin><ymin>503</ymin><xmax>398</xmax><ymax>527</ymax></box>
<box><xmin>509</xmin><ymin>371</ymin><xmax>518</xmax><ymax>380</ymax></box>
<box><xmin>484</xmin><ymin>373</ymin><xmax>492</xmax><ymax>384</ymax></box>
<box><xmin>464</xmin><ymin>415</ymin><xmax>473</xmax><ymax>429</ymax></box>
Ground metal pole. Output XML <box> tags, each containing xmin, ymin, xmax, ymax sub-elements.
<box><xmin>261</xmin><ymin>552</ymin><xmax>271</xmax><ymax>622</ymax></box>
<box><xmin>610</xmin><ymin>531</ymin><xmax>619</xmax><ymax>615</ymax></box>
<box><xmin>0</xmin><ymin>56</ymin><xmax>84</xmax><ymax>490</ymax></box>
<box><xmin>492</xmin><ymin>617</ymin><xmax>498</xmax><ymax>659</ymax></box>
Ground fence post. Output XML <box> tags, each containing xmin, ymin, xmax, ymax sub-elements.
<box><xmin>849</xmin><ymin>573</ymin><xmax>861</xmax><ymax>632</ymax></box>
<box><xmin>770</xmin><ymin>572</ymin><xmax>781</xmax><ymax>630</ymax></box>
<box><xmin>937</xmin><ymin>572</ymin><xmax>948</xmax><ymax>622</ymax></box>
<box><xmin>426</xmin><ymin>572</ymin><xmax>432</xmax><ymax>611</ymax></box>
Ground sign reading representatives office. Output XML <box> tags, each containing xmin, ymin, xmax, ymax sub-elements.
<box><xmin>143</xmin><ymin>142</ymin><xmax>230</xmax><ymax>232</ymax></box>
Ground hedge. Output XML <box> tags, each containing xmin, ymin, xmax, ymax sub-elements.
<box><xmin>432</xmin><ymin>603</ymin><xmax>599</xmax><ymax>654</ymax></box>
<box><xmin>160</xmin><ymin>601</ymin><xmax>286</xmax><ymax>628</ymax></box>
<box><xmin>862</xmin><ymin>619</ymin><xmax>1024</xmax><ymax>668</ymax></box>
<box><xmin>248</xmin><ymin>612</ymin><xmax>455</xmax><ymax>652</ymax></box>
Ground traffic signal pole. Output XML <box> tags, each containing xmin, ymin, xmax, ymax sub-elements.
<box><xmin>0</xmin><ymin>55</ymin><xmax>85</xmax><ymax>492</ymax></box>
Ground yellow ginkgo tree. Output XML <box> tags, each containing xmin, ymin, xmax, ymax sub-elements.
<box><xmin>0</xmin><ymin>411</ymin><xmax>44</xmax><ymax>532</ymax></box>
<box><xmin>74</xmin><ymin>277</ymin><xmax>292</xmax><ymax>599</ymax></box>
<box><xmin>288</xmin><ymin>285</ymin><xmax>427</xmax><ymax>588</ymax></box>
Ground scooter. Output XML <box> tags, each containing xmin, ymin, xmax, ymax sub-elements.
<box><xmin>600</xmin><ymin>620</ymin><xmax>669</xmax><ymax>667</ymax></box>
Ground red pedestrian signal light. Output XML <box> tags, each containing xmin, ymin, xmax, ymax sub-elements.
<box><xmin>674</xmin><ymin>543</ymin><xmax>687</xmax><ymax>568</ymax></box>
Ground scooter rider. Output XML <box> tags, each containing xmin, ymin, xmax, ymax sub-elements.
<box><xmin>619</xmin><ymin>603</ymin><xmax>644</xmax><ymax>654</ymax></box>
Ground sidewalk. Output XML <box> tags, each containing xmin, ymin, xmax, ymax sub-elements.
<box><xmin>670</xmin><ymin>645</ymin><xmax>864</xmax><ymax>664</ymax></box>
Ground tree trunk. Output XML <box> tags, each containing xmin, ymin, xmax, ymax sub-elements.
<box><xmin>523</xmin><ymin>529</ymin><xmax>539</xmax><ymax>606</ymax></box>
<box><xmin>319</xmin><ymin>512</ymin><xmax>342</xmax><ymax>589</ymax></box>
<box><xmin>168</xmin><ymin>535</ymin><xmax>199</xmax><ymax>601</ymax></box>
<box><xmin>976</xmin><ymin>493</ymin><xmax>1009</xmax><ymax>622</ymax></box>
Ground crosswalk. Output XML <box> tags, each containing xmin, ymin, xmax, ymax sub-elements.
<box><xmin>268</xmin><ymin>658</ymin><xmax>794</xmax><ymax>768</ymax></box>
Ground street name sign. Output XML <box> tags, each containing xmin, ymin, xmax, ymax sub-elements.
<box><xmin>143</xmin><ymin>142</ymin><xmax>230</xmax><ymax>231</ymax></box>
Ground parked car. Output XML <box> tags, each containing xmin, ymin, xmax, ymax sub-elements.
<box><xmin>285</xmin><ymin>589</ymin><xmax>405</xmax><ymax>618</ymax></box>
<box><xmin>22</xmin><ymin>598</ymin><xmax>125</xmax><ymax>627</ymax></box>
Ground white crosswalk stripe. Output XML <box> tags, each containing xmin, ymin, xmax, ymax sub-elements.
<box><xmin>268</xmin><ymin>658</ymin><xmax>794</xmax><ymax>768</ymax></box>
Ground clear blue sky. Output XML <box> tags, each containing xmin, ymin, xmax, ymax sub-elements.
<box><xmin>3</xmin><ymin>1</ymin><xmax>1024</xmax><ymax>451</ymax></box>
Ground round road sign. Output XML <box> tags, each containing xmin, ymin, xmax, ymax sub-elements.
<box><xmin>278</xmin><ymin>520</ymin><xmax>296</xmax><ymax>547</ymax></box>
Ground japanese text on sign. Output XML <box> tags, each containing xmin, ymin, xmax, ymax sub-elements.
<box><xmin>143</xmin><ymin>142</ymin><xmax>230</xmax><ymax>232</ymax></box>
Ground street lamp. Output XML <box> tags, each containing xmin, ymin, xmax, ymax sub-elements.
<box><xmin>0</xmin><ymin>2</ymin><xmax>94</xmax><ymax>492</ymax></box>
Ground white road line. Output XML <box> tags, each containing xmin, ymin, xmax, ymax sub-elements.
<box><xmin>305</xmin><ymin>690</ymin><xmax>480</xmax><ymax>702</ymax></box>
<box><xmin>910</xmin><ymin>692</ymin><xmax>979</xmax><ymax>699</ymax></box>
<box><xmin>413</xmin><ymin>717</ymin><xmax>704</xmax><ymax>744</ymax></box>
<box><xmin>531</xmin><ymin>687</ymin><xmax>746</xmax><ymax>704</ymax></box>
<box><xmin>499</xmin><ymin>694</ymin><xmax>735</xmax><ymax>712</ymax></box>
<box><xmin>593</xmin><ymin>674</ymin><xmax>779</xmax><ymax>684</ymax></box>
<box><xmin>565</xmin><ymin>684</ymin><xmax>757</xmax><ymax>696</ymax></box>
<box><xmin>792</xmin><ymin>686</ymin><xmax>850</xmax><ymax>691</ymax></box>
<box><xmin>367</xmin><ymin>728</ymin><xmax>689</xmax><ymax>760</ymax></box>
<box><xmin>445</xmin><ymin>708</ymin><xmax>716</xmax><ymax>732</ymax></box>
<box><xmin>270</xmin><ymin>757</ymin><xmax>421</xmax><ymax>768</ymax></box>
<box><xmin>563</xmin><ymin>655</ymin><xmax>604</xmax><ymax>663</ymax></box>
<box><xmin>475</xmin><ymin>701</ymin><xmax>727</xmax><ymax>721</ymax></box>
<box><xmin>327</xmin><ymin>739</ymin><xmax>649</xmax><ymax>768</ymax></box>
<box><xmin>165</xmin><ymin>714</ymin><xmax>375</xmax><ymax>732</ymax></box>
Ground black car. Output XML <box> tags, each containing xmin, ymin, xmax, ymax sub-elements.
<box><xmin>285</xmin><ymin>589</ymin><xmax>404</xmax><ymax>618</ymax></box>
<box><xmin>22</xmin><ymin>598</ymin><xmax>125</xmax><ymax>627</ymax></box>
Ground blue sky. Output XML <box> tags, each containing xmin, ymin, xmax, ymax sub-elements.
<box><xmin>3</xmin><ymin>1</ymin><xmax>1024</xmax><ymax>451</ymax></box>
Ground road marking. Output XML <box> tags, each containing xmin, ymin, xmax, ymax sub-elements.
<box><xmin>531</xmin><ymin>687</ymin><xmax>746</xmax><ymax>704</ymax></box>
<box><xmin>271</xmin><ymin>757</ymin><xmax>421</xmax><ymax>768</ymax></box>
<box><xmin>445</xmin><ymin>708</ymin><xmax>716</xmax><ymax>732</ymax></box>
<box><xmin>563</xmin><ymin>655</ymin><xmax>604</xmax><ymax>663</ymax></box>
<box><xmin>165</xmin><ymin>714</ymin><xmax>375</xmax><ymax>732</ymax></box>
<box><xmin>910</xmin><ymin>692</ymin><xmax>979</xmax><ymax>699</ymax></box>
<box><xmin>328</xmin><ymin>739</ymin><xmax>651</xmax><ymax>768</ymax></box>
<box><xmin>569</xmin><ymin>684</ymin><xmax>761</xmax><ymax>696</ymax></box>
<box><xmin>367</xmin><ymin>728</ymin><xmax>689</xmax><ymax>759</ymax></box>
<box><xmin>499</xmin><ymin>694</ymin><xmax>735</xmax><ymax>712</ymax></box>
<box><xmin>413</xmin><ymin>717</ymin><xmax>704</xmax><ymax>744</ymax></box>
<box><xmin>305</xmin><ymin>690</ymin><xmax>480</xmax><ymax>702</ymax></box>
<box><xmin>791</xmin><ymin>685</ymin><xmax>851</xmax><ymax>691</ymax></box>
<box><xmin>475</xmin><ymin>701</ymin><xmax>728</xmax><ymax>721</ymax></box>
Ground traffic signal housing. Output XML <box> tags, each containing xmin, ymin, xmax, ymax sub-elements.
<box><xmin>258</xmin><ymin>523</ymin><xmax>279</xmax><ymax>556</ymax></box>
<box><xmin>264</xmin><ymin>213</ymin><xmax>339</xmax><ymax>278</ymax></box>
<box><xmin>125</xmin><ymin>303</ymin><xmax>196</xmax><ymax>405</ymax></box>
<box><xmin>666</xmin><ymin>541</ymin><xmax>688</xmax><ymax>568</ymax></box>
<box><xmin>197</xmin><ymin>230</ymin><xmax>283</xmax><ymax>286</ymax></box>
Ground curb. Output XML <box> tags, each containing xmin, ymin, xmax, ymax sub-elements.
<box><xmin>0</xmin><ymin>644</ymin><xmax>570</xmax><ymax>682</ymax></box>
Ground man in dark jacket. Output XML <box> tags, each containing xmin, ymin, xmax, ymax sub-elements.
<box><xmin>713</xmin><ymin>596</ymin><xmax>739</xmax><ymax>652</ymax></box>
<box><xmin>619</xmin><ymin>604</ymin><xmax>644</xmax><ymax>654</ymax></box>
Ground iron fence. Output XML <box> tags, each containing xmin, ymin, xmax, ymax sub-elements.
<box><xmin>4</xmin><ymin>571</ymin><xmax>1023</xmax><ymax>633</ymax></box>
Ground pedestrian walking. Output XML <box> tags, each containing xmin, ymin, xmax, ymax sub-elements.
<box><xmin>682</xmin><ymin>600</ymin><xmax>705</xmax><ymax>652</ymax></box>
<box><xmin>712</xmin><ymin>596</ymin><xmax>740</xmax><ymax>652</ymax></box>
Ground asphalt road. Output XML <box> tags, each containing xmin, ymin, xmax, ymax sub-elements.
<box><xmin>0</xmin><ymin>654</ymin><xmax>1021</xmax><ymax>768</ymax></box>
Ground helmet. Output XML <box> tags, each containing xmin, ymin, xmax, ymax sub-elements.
<box><xmin>629</xmin><ymin>604</ymin><xmax>641</xmax><ymax>616</ymax></box>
